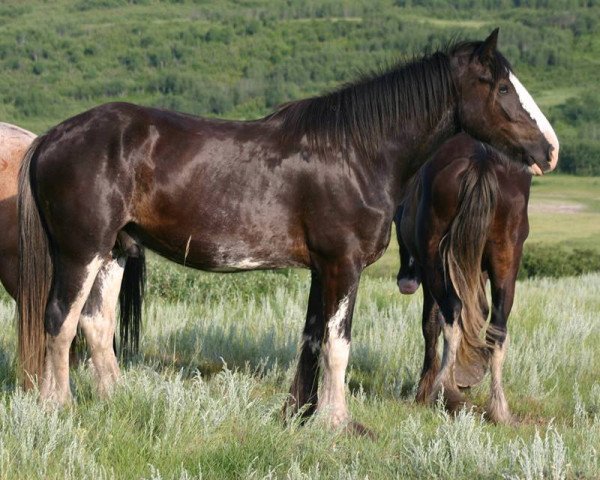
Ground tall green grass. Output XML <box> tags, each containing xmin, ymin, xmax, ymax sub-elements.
<box><xmin>0</xmin><ymin>270</ymin><xmax>599</xmax><ymax>478</ymax></box>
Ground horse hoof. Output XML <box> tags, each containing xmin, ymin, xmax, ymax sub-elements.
<box><xmin>397</xmin><ymin>278</ymin><xmax>420</xmax><ymax>294</ymax></box>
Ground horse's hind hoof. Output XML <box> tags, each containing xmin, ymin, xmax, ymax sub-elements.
<box><xmin>345</xmin><ymin>421</ymin><xmax>377</xmax><ymax>440</ymax></box>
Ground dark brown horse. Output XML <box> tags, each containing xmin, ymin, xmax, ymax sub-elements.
<box><xmin>0</xmin><ymin>123</ymin><xmax>144</xmax><ymax>370</ymax></box>
<box><xmin>395</xmin><ymin>132</ymin><xmax>532</xmax><ymax>424</ymax></box>
<box><xmin>18</xmin><ymin>30</ymin><xmax>557</xmax><ymax>433</ymax></box>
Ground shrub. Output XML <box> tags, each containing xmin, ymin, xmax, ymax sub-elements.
<box><xmin>519</xmin><ymin>244</ymin><xmax>600</xmax><ymax>279</ymax></box>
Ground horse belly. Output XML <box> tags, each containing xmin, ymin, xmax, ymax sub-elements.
<box><xmin>133</xmin><ymin>216</ymin><xmax>310</xmax><ymax>272</ymax></box>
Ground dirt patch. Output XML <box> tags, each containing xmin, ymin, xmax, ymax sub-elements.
<box><xmin>528</xmin><ymin>202</ymin><xmax>586</xmax><ymax>214</ymax></box>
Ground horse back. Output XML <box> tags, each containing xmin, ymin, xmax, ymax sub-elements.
<box><xmin>401</xmin><ymin>133</ymin><xmax>531</xmax><ymax>264</ymax></box>
<box><xmin>31</xmin><ymin>102</ymin><xmax>395</xmax><ymax>271</ymax></box>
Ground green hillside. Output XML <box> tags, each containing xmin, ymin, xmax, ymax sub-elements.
<box><xmin>0</xmin><ymin>0</ymin><xmax>599</xmax><ymax>173</ymax></box>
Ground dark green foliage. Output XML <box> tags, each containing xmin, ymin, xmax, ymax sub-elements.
<box><xmin>519</xmin><ymin>244</ymin><xmax>600</xmax><ymax>279</ymax></box>
<box><xmin>556</xmin><ymin>141</ymin><xmax>600</xmax><ymax>175</ymax></box>
<box><xmin>0</xmin><ymin>1</ymin><xmax>596</xmax><ymax>177</ymax></box>
<box><xmin>550</xmin><ymin>92</ymin><xmax>600</xmax><ymax>174</ymax></box>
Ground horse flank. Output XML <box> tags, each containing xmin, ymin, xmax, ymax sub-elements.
<box><xmin>439</xmin><ymin>146</ymin><xmax>499</xmax><ymax>370</ymax></box>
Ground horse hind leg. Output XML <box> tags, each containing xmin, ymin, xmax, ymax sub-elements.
<box><xmin>41</xmin><ymin>255</ymin><xmax>104</xmax><ymax>406</ymax></box>
<box><xmin>415</xmin><ymin>289</ymin><xmax>441</xmax><ymax>403</ymax></box>
<box><xmin>486</xmin><ymin>334</ymin><xmax>512</xmax><ymax>424</ymax></box>
<box><xmin>428</xmin><ymin>293</ymin><xmax>470</xmax><ymax>413</ymax></box>
<box><xmin>79</xmin><ymin>257</ymin><xmax>125</xmax><ymax>397</ymax></box>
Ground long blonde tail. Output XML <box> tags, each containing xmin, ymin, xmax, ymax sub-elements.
<box><xmin>440</xmin><ymin>156</ymin><xmax>498</xmax><ymax>384</ymax></box>
<box><xmin>17</xmin><ymin>135</ymin><xmax>52</xmax><ymax>389</ymax></box>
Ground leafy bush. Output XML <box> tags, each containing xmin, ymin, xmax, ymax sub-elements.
<box><xmin>519</xmin><ymin>244</ymin><xmax>600</xmax><ymax>279</ymax></box>
<box><xmin>557</xmin><ymin>140</ymin><xmax>600</xmax><ymax>175</ymax></box>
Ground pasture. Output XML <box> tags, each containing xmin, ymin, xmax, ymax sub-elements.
<box><xmin>0</xmin><ymin>1</ymin><xmax>599</xmax><ymax>478</ymax></box>
<box><xmin>0</xmin><ymin>172</ymin><xmax>599</xmax><ymax>479</ymax></box>
<box><xmin>0</xmin><ymin>266</ymin><xmax>599</xmax><ymax>479</ymax></box>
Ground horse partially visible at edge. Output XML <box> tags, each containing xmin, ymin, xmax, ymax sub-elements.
<box><xmin>395</xmin><ymin>132</ymin><xmax>532</xmax><ymax>424</ymax></box>
<box><xmin>0</xmin><ymin>123</ymin><xmax>35</xmax><ymax>300</ymax></box>
<box><xmin>18</xmin><ymin>30</ymin><xmax>557</xmax><ymax>434</ymax></box>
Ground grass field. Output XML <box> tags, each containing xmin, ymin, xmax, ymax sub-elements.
<box><xmin>0</xmin><ymin>174</ymin><xmax>598</xmax><ymax>479</ymax></box>
<box><xmin>0</xmin><ymin>2</ymin><xmax>599</xmax><ymax>477</ymax></box>
<box><xmin>0</xmin><ymin>268</ymin><xmax>599</xmax><ymax>479</ymax></box>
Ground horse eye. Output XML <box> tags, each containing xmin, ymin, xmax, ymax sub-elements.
<box><xmin>499</xmin><ymin>85</ymin><xmax>509</xmax><ymax>94</ymax></box>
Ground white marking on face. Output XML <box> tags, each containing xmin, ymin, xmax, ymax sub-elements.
<box><xmin>509</xmin><ymin>73</ymin><xmax>559</xmax><ymax>172</ymax></box>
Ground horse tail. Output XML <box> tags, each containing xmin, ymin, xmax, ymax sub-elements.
<box><xmin>118</xmin><ymin>249</ymin><xmax>146</xmax><ymax>358</ymax></box>
<box><xmin>440</xmin><ymin>152</ymin><xmax>498</xmax><ymax>382</ymax></box>
<box><xmin>17</xmin><ymin>135</ymin><xmax>51</xmax><ymax>390</ymax></box>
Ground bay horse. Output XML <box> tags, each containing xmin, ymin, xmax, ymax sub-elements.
<box><xmin>18</xmin><ymin>30</ymin><xmax>558</xmax><ymax>433</ymax></box>
<box><xmin>395</xmin><ymin>132</ymin><xmax>532</xmax><ymax>424</ymax></box>
<box><xmin>0</xmin><ymin>123</ymin><xmax>144</xmax><ymax>372</ymax></box>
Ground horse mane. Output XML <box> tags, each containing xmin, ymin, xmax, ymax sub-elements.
<box><xmin>267</xmin><ymin>39</ymin><xmax>512</xmax><ymax>160</ymax></box>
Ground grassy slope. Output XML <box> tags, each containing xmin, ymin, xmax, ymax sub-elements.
<box><xmin>0</xmin><ymin>271</ymin><xmax>599</xmax><ymax>479</ymax></box>
<box><xmin>0</xmin><ymin>1</ymin><xmax>598</xmax><ymax>133</ymax></box>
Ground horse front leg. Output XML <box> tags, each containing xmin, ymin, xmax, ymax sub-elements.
<box><xmin>315</xmin><ymin>259</ymin><xmax>370</xmax><ymax>436</ymax></box>
<box><xmin>286</xmin><ymin>271</ymin><xmax>325</xmax><ymax>419</ymax></box>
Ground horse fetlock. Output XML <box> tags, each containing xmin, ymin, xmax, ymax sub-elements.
<box><xmin>93</xmin><ymin>354</ymin><xmax>120</xmax><ymax>398</ymax></box>
<box><xmin>487</xmin><ymin>390</ymin><xmax>512</xmax><ymax>424</ymax></box>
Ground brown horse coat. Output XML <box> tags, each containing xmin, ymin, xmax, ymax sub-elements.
<box><xmin>18</xmin><ymin>31</ymin><xmax>557</xmax><ymax>432</ymax></box>
<box><xmin>395</xmin><ymin>133</ymin><xmax>531</xmax><ymax>423</ymax></box>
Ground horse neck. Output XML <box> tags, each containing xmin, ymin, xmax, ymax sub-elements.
<box><xmin>383</xmin><ymin>103</ymin><xmax>459</xmax><ymax>204</ymax></box>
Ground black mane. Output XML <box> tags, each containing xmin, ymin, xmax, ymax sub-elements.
<box><xmin>269</xmin><ymin>40</ymin><xmax>512</xmax><ymax>160</ymax></box>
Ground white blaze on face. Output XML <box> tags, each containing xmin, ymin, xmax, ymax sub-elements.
<box><xmin>509</xmin><ymin>73</ymin><xmax>559</xmax><ymax>174</ymax></box>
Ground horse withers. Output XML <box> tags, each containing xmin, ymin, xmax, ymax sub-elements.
<box><xmin>18</xmin><ymin>30</ymin><xmax>557</xmax><ymax>434</ymax></box>
<box><xmin>395</xmin><ymin>132</ymin><xmax>532</xmax><ymax>424</ymax></box>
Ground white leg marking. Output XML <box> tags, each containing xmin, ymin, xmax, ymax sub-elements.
<box><xmin>317</xmin><ymin>296</ymin><xmax>350</xmax><ymax>428</ymax></box>
<box><xmin>487</xmin><ymin>335</ymin><xmax>511</xmax><ymax>424</ymax></box>
<box><xmin>79</xmin><ymin>258</ymin><xmax>125</xmax><ymax>397</ymax></box>
<box><xmin>509</xmin><ymin>73</ymin><xmax>559</xmax><ymax>172</ymax></box>
<box><xmin>40</xmin><ymin>256</ymin><xmax>104</xmax><ymax>406</ymax></box>
<box><xmin>430</xmin><ymin>321</ymin><xmax>462</xmax><ymax>401</ymax></box>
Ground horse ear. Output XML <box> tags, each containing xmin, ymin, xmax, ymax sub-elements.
<box><xmin>476</xmin><ymin>28</ymin><xmax>499</xmax><ymax>65</ymax></box>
